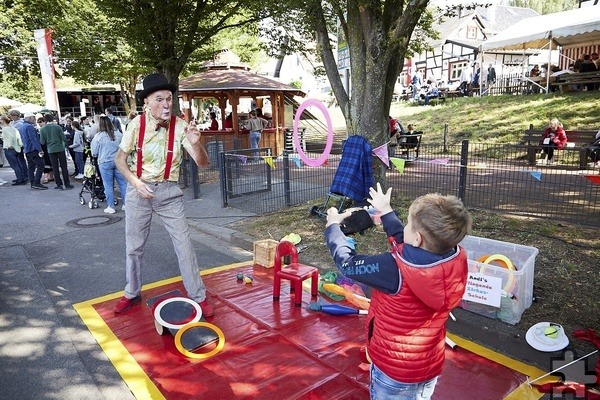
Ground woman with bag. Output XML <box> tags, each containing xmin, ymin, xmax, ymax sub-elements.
<box><xmin>91</xmin><ymin>116</ymin><xmax>127</xmax><ymax>214</ymax></box>
<box><xmin>540</xmin><ymin>118</ymin><xmax>567</xmax><ymax>165</ymax></box>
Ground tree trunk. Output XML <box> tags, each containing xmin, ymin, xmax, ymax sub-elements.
<box><xmin>161</xmin><ymin>62</ymin><xmax>185</xmax><ymax>117</ymax></box>
<box><xmin>313</xmin><ymin>0</ymin><xmax>428</xmax><ymax>187</ymax></box>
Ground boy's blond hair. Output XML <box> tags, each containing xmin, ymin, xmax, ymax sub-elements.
<box><xmin>408</xmin><ymin>193</ymin><xmax>472</xmax><ymax>254</ymax></box>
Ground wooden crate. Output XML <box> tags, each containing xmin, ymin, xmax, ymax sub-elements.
<box><xmin>253</xmin><ymin>239</ymin><xmax>278</xmax><ymax>268</ymax></box>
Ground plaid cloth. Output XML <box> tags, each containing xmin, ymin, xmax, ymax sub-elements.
<box><xmin>330</xmin><ymin>135</ymin><xmax>374</xmax><ymax>201</ymax></box>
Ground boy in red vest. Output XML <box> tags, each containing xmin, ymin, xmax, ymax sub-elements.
<box><xmin>325</xmin><ymin>183</ymin><xmax>471</xmax><ymax>399</ymax></box>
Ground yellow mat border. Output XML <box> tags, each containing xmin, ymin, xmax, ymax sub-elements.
<box><xmin>74</xmin><ymin>261</ymin><xmax>552</xmax><ymax>400</ymax></box>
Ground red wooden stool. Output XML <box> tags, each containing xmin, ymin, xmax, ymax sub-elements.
<box><xmin>272</xmin><ymin>240</ymin><xmax>319</xmax><ymax>307</ymax></box>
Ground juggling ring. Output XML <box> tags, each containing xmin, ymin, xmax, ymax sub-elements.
<box><xmin>293</xmin><ymin>99</ymin><xmax>334</xmax><ymax>167</ymax></box>
<box><xmin>153</xmin><ymin>297</ymin><xmax>202</xmax><ymax>330</ymax></box>
<box><xmin>476</xmin><ymin>254</ymin><xmax>516</xmax><ymax>293</ymax></box>
<box><xmin>174</xmin><ymin>322</ymin><xmax>225</xmax><ymax>360</ymax></box>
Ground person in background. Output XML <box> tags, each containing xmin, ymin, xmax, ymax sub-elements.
<box><xmin>423</xmin><ymin>80</ymin><xmax>440</xmax><ymax>105</ymax></box>
<box><xmin>19</xmin><ymin>112</ymin><xmax>47</xmax><ymax>190</ymax></box>
<box><xmin>209</xmin><ymin>111</ymin><xmax>219</xmax><ymax>130</ymax></box>
<box><xmin>388</xmin><ymin>116</ymin><xmax>401</xmax><ymax>157</ymax></box>
<box><xmin>106</xmin><ymin>106</ymin><xmax>123</xmax><ymax>133</ymax></box>
<box><xmin>411</xmin><ymin>70</ymin><xmax>422</xmax><ymax>101</ymax></box>
<box><xmin>40</xmin><ymin>114</ymin><xmax>74</xmax><ymax>190</ymax></box>
<box><xmin>1</xmin><ymin>115</ymin><xmax>28</xmax><ymax>185</ymax></box>
<box><xmin>540</xmin><ymin>117</ymin><xmax>568</xmax><ymax>165</ymax></box>
<box><xmin>80</xmin><ymin>116</ymin><xmax>92</xmax><ymax>167</ymax></box>
<box><xmin>69</xmin><ymin>120</ymin><xmax>85</xmax><ymax>179</ymax></box>
<box><xmin>37</xmin><ymin>117</ymin><xmax>54</xmax><ymax>184</ymax></box>
<box><xmin>246</xmin><ymin>110</ymin><xmax>268</xmax><ymax>158</ymax></box>
<box><xmin>578</xmin><ymin>54</ymin><xmax>598</xmax><ymax>91</ymax></box>
<box><xmin>64</xmin><ymin>116</ymin><xmax>76</xmax><ymax>169</ymax></box>
<box><xmin>91</xmin><ymin>116</ymin><xmax>127</xmax><ymax>214</ymax></box>
<box><xmin>487</xmin><ymin>64</ymin><xmax>496</xmax><ymax>88</ymax></box>
<box><xmin>324</xmin><ymin>183</ymin><xmax>471</xmax><ymax>400</ymax></box>
<box><xmin>591</xmin><ymin>52</ymin><xmax>600</xmax><ymax>70</ymax></box>
<box><xmin>223</xmin><ymin>113</ymin><xmax>233</xmax><ymax>129</ymax></box>
<box><xmin>113</xmin><ymin>72</ymin><xmax>213</xmax><ymax>317</ymax></box>
<box><xmin>8</xmin><ymin>109</ymin><xmax>24</xmax><ymax>130</ymax></box>
<box><xmin>86</xmin><ymin>114</ymin><xmax>101</xmax><ymax>143</ymax></box>
<box><xmin>459</xmin><ymin>66</ymin><xmax>472</xmax><ymax>96</ymax></box>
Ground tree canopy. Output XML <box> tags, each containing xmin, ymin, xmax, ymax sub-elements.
<box><xmin>0</xmin><ymin>0</ymin><xmax>267</xmax><ymax>110</ymax></box>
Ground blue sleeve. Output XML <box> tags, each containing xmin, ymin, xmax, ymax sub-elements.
<box><xmin>325</xmin><ymin>224</ymin><xmax>401</xmax><ymax>294</ymax></box>
<box><xmin>28</xmin><ymin>126</ymin><xmax>42</xmax><ymax>152</ymax></box>
<box><xmin>381</xmin><ymin>211</ymin><xmax>405</xmax><ymax>243</ymax></box>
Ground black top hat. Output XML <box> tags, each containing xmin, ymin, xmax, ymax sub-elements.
<box><xmin>137</xmin><ymin>73</ymin><xmax>177</xmax><ymax>101</ymax></box>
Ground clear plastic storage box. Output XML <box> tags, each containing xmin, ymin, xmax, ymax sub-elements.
<box><xmin>459</xmin><ymin>235</ymin><xmax>539</xmax><ymax>324</ymax></box>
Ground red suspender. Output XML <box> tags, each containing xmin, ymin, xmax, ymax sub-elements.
<box><xmin>136</xmin><ymin>115</ymin><xmax>146</xmax><ymax>178</ymax></box>
<box><xmin>163</xmin><ymin>115</ymin><xmax>176</xmax><ymax>180</ymax></box>
<box><xmin>136</xmin><ymin>114</ymin><xmax>177</xmax><ymax>180</ymax></box>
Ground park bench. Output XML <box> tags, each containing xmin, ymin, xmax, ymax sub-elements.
<box><xmin>395</xmin><ymin>132</ymin><xmax>423</xmax><ymax>161</ymax></box>
<box><xmin>550</xmin><ymin>70</ymin><xmax>600</xmax><ymax>92</ymax></box>
<box><xmin>522</xmin><ymin>126</ymin><xmax>598</xmax><ymax>168</ymax></box>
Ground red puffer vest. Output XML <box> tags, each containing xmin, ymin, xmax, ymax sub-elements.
<box><xmin>366</xmin><ymin>242</ymin><xmax>468</xmax><ymax>383</ymax></box>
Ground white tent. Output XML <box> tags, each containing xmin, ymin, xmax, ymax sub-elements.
<box><xmin>480</xmin><ymin>7</ymin><xmax>600</xmax><ymax>52</ymax></box>
<box><xmin>0</xmin><ymin>97</ymin><xmax>23</xmax><ymax>108</ymax></box>
<box><xmin>14</xmin><ymin>103</ymin><xmax>44</xmax><ymax>114</ymax></box>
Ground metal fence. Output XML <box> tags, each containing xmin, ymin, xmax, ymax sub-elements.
<box><xmin>208</xmin><ymin>141</ymin><xmax>600</xmax><ymax>227</ymax></box>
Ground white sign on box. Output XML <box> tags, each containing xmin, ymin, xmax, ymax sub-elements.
<box><xmin>463</xmin><ymin>273</ymin><xmax>502</xmax><ymax>307</ymax></box>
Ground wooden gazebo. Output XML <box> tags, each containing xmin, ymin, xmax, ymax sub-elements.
<box><xmin>179</xmin><ymin>50</ymin><xmax>305</xmax><ymax>155</ymax></box>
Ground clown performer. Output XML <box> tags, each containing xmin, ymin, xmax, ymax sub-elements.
<box><xmin>113</xmin><ymin>73</ymin><xmax>213</xmax><ymax>317</ymax></box>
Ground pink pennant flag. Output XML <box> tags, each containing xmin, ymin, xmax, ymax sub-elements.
<box><xmin>372</xmin><ymin>143</ymin><xmax>389</xmax><ymax>167</ymax></box>
<box><xmin>430</xmin><ymin>158</ymin><xmax>450</xmax><ymax>165</ymax></box>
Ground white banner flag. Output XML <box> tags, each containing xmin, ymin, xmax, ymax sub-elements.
<box><xmin>34</xmin><ymin>29</ymin><xmax>59</xmax><ymax>113</ymax></box>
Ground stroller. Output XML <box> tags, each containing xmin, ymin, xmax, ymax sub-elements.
<box><xmin>78</xmin><ymin>158</ymin><xmax>109</xmax><ymax>209</ymax></box>
<box><xmin>309</xmin><ymin>135</ymin><xmax>374</xmax><ymax>218</ymax></box>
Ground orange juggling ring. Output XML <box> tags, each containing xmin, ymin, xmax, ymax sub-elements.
<box><xmin>174</xmin><ymin>322</ymin><xmax>226</xmax><ymax>360</ymax></box>
<box><xmin>476</xmin><ymin>254</ymin><xmax>516</xmax><ymax>293</ymax></box>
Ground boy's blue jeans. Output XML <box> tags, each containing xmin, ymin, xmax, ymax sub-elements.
<box><xmin>370</xmin><ymin>363</ymin><xmax>438</xmax><ymax>400</ymax></box>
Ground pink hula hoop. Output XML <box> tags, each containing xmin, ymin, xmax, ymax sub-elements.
<box><xmin>293</xmin><ymin>99</ymin><xmax>334</xmax><ymax>167</ymax></box>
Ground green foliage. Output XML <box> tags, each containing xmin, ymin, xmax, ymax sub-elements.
<box><xmin>507</xmin><ymin>0</ymin><xmax>579</xmax><ymax>14</ymax></box>
<box><xmin>0</xmin><ymin>74</ymin><xmax>44</xmax><ymax>104</ymax></box>
<box><xmin>288</xmin><ymin>80</ymin><xmax>303</xmax><ymax>89</ymax></box>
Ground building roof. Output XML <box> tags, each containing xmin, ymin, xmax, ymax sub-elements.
<box><xmin>179</xmin><ymin>68</ymin><xmax>305</xmax><ymax>95</ymax></box>
<box><xmin>429</xmin><ymin>5</ymin><xmax>539</xmax><ymax>46</ymax></box>
<box><xmin>476</xmin><ymin>5</ymin><xmax>540</xmax><ymax>36</ymax></box>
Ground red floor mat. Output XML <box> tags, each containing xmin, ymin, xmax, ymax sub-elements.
<box><xmin>92</xmin><ymin>264</ymin><xmax>529</xmax><ymax>399</ymax></box>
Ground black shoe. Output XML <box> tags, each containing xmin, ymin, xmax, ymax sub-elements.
<box><xmin>65</xmin><ymin>184</ymin><xmax>74</xmax><ymax>190</ymax></box>
<box><xmin>31</xmin><ymin>183</ymin><xmax>49</xmax><ymax>190</ymax></box>
<box><xmin>12</xmin><ymin>180</ymin><xmax>27</xmax><ymax>186</ymax></box>
<box><xmin>12</xmin><ymin>179</ymin><xmax>18</xmax><ymax>183</ymax></box>
<box><xmin>54</xmin><ymin>185</ymin><xmax>64</xmax><ymax>190</ymax></box>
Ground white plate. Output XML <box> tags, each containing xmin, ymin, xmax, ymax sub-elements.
<box><xmin>525</xmin><ymin>322</ymin><xmax>569</xmax><ymax>352</ymax></box>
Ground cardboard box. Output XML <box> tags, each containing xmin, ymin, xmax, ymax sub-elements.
<box><xmin>253</xmin><ymin>239</ymin><xmax>278</xmax><ymax>268</ymax></box>
<box><xmin>459</xmin><ymin>235</ymin><xmax>539</xmax><ymax>324</ymax></box>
